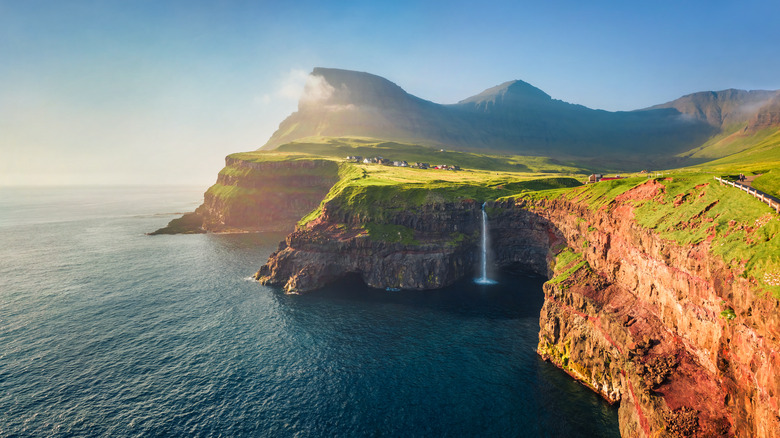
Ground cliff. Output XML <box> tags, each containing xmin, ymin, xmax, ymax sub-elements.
<box><xmin>257</xmin><ymin>174</ymin><xmax>780</xmax><ymax>437</ymax></box>
<box><xmin>151</xmin><ymin>154</ymin><xmax>340</xmax><ymax>234</ymax></box>
<box><xmin>513</xmin><ymin>182</ymin><xmax>780</xmax><ymax>438</ymax></box>
<box><xmin>256</xmin><ymin>173</ymin><xmax>581</xmax><ymax>292</ymax></box>
<box><xmin>256</xmin><ymin>200</ymin><xmax>481</xmax><ymax>292</ymax></box>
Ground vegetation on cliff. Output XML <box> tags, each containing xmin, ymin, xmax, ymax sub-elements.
<box><xmin>514</xmin><ymin>174</ymin><xmax>780</xmax><ymax>297</ymax></box>
<box><xmin>298</xmin><ymin>166</ymin><xmax>582</xmax><ymax>228</ymax></box>
<box><xmin>548</xmin><ymin>247</ymin><xmax>588</xmax><ymax>285</ymax></box>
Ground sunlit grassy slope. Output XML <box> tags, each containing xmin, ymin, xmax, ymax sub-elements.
<box><xmin>223</xmin><ymin>135</ymin><xmax>780</xmax><ymax>296</ymax></box>
<box><xmin>689</xmin><ymin>129</ymin><xmax>780</xmax><ymax>172</ymax></box>
<box><xmin>511</xmin><ymin>174</ymin><xmax>780</xmax><ymax>297</ymax></box>
<box><xmin>677</xmin><ymin>126</ymin><xmax>776</xmax><ymax>160</ymax></box>
<box><xmin>681</xmin><ymin>128</ymin><xmax>780</xmax><ymax>197</ymax></box>
<box><xmin>298</xmin><ymin>163</ymin><xmax>583</xmax><ymax>226</ymax></box>
<box><xmin>753</xmin><ymin>170</ymin><xmax>780</xmax><ymax>198</ymax></box>
<box><xmin>222</xmin><ymin>137</ymin><xmax>588</xmax><ymax>225</ymax></box>
<box><xmin>264</xmin><ymin>136</ymin><xmax>592</xmax><ymax>174</ymax></box>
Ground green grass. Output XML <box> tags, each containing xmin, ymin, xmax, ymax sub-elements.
<box><xmin>301</xmin><ymin>171</ymin><xmax>582</xmax><ymax>226</ymax></box>
<box><xmin>205</xmin><ymin>181</ymin><xmax>327</xmax><ymax>203</ymax></box>
<box><xmin>297</xmin><ymin>163</ymin><xmax>368</xmax><ymax>225</ymax></box>
<box><xmin>567</xmin><ymin>177</ymin><xmax>649</xmax><ymax>210</ymax></box>
<box><xmin>363</xmin><ymin>222</ymin><xmax>418</xmax><ymax>245</ymax></box>
<box><xmin>205</xmin><ymin>183</ymin><xmax>261</xmax><ymax>205</ymax></box>
<box><xmin>272</xmin><ymin>136</ymin><xmax>592</xmax><ymax>174</ymax></box>
<box><xmin>220</xmin><ymin>154</ymin><xmax>340</xmax><ymax>177</ymax></box>
<box><xmin>548</xmin><ymin>248</ymin><xmax>588</xmax><ymax>285</ymax></box>
<box><xmin>226</xmin><ymin>150</ymin><xmax>329</xmax><ymax>163</ymax></box>
<box><xmin>510</xmin><ymin>172</ymin><xmax>780</xmax><ymax>296</ymax></box>
<box><xmin>678</xmin><ymin>124</ymin><xmax>775</xmax><ymax>160</ymax></box>
<box><xmin>691</xmin><ymin>128</ymin><xmax>780</xmax><ymax>173</ymax></box>
<box><xmin>213</xmin><ymin>134</ymin><xmax>780</xmax><ymax>296</ymax></box>
<box><xmin>549</xmin><ymin>173</ymin><xmax>780</xmax><ymax>297</ymax></box>
<box><xmin>753</xmin><ymin>169</ymin><xmax>780</xmax><ymax>198</ymax></box>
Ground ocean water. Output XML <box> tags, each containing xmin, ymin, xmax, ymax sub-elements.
<box><xmin>0</xmin><ymin>186</ymin><xmax>619</xmax><ymax>437</ymax></box>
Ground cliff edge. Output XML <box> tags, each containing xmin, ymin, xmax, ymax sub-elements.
<box><xmin>258</xmin><ymin>174</ymin><xmax>780</xmax><ymax>437</ymax></box>
<box><xmin>151</xmin><ymin>153</ymin><xmax>340</xmax><ymax>235</ymax></box>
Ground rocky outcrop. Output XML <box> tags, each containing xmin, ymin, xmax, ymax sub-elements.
<box><xmin>148</xmin><ymin>211</ymin><xmax>206</xmax><ymax>235</ymax></box>
<box><xmin>256</xmin><ymin>224</ymin><xmax>476</xmax><ymax>292</ymax></box>
<box><xmin>257</xmin><ymin>179</ymin><xmax>780</xmax><ymax>437</ymax></box>
<box><xmin>256</xmin><ymin>200</ymin><xmax>483</xmax><ymax>292</ymax></box>
<box><xmin>516</xmin><ymin>182</ymin><xmax>780</xmax><ymax>438</ymax></box>
<box><xmin>747</xmin><ymin>95</ymin><xmax>780</xmax><ymax>132</ymax></box>
<box><xmin>200</xmin><ymin>158</ymin><xmax>339</xmax><ymax>232</ymax></box>
<box><xmin>152</xmin><ymin>157</ymin><xmax>340</xmax><ymax>234</ymax></box>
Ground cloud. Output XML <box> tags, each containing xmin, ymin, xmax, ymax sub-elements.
<box><xmin>300</xmin><ymin>74</ymin><xmax>336</xmax><ymax>105</ymax></box>
<box><xmin>252</xmin><ymin>69</ymin><xmax>308</xmax><ymax>106</ymax></box>
<box><xmin>278</xmin><ymin>69</ymin><xmax>309</xmax><ymax>100</ymax></box>
<box><xmin>254</xmin><ymin>69</ymin><xmax>351</xmax><ymax>112</ymax></box>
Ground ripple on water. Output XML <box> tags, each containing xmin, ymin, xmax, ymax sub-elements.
<box><xmin>0</xmin><ymin>187</ymin><xmax>620</xmax><ymax>437</ymax></box>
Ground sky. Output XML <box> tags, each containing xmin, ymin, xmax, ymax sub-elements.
<box><xmin>2</xmin><ymin>0</ymin><xmax>780</xmax><ymax>186</ymax></box>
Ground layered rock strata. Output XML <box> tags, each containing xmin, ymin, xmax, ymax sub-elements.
<box><xmin>256</xmin><ymin>201</ymin><xmax>482</xmax><ymax>292</ymax></box>
<box><xmin>519</xmin><ymin>183</ymin><xmax>780</xmax><ymax>438</ymax></box>
<box><xmin>152</xmin><ymin>157</ymin><xmax>340</xmax><ymax>234</ymax></box>
<box><xmin>257</xmin><ymin>180</ymin><xmax>780</xmax><ymax>437</ymax></box>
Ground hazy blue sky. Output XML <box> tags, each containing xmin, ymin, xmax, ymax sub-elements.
<box><xmin>2</xmin><ymin>0</ymin><xmax>779</xmax><ymax>186</ymax></box>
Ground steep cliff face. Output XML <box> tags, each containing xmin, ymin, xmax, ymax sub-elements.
<box><xmin>747</xmin><ymin>96</ymin><xmax>780</xmax><ymax>132</ymax></box>
<box><xmin>257</xmin><ymin>176</ymin><xmax>780</xmax><ymax>437</ymax></box>
<box><xmin>256</xmin><ymin>200</ymin><xmax>482</xmax><ymax>292</ymax></box>
<box><xmin>152</xmin><ymin>156</ymin><xmax>340</xmax><ymax>235</ymax></box>
<box><xmin>511</xmin><ymin>182</ymin><xmax>780</xmax><ymax>438</ymax></box>
<box><xmin>200</xmin><ymin>157</ymin><xmax>340</xmax><ymax>232</ymax></box>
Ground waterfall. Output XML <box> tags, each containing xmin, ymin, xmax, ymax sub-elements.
<box><xmin>474</xmin><ymin>202</ymin><xmax>497</xmax><ymax>285</ymax></box>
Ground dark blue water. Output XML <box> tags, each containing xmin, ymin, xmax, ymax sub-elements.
<box><xmin>0</xmin><ymin>186</ymin><xmax>619</xmax><ymax>437</ymax></box>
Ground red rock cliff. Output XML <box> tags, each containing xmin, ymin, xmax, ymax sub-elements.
<box><xmin>503</xmin><ymin>181</ymin><xmax>780</xmax><ymax>438</ymax></box>
<box><xmin>256</xmin><ymin>178</ymin><xmax>780</xmax><ymax>437</ymax></box>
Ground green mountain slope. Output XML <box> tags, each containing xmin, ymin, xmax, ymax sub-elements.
<box><xmin>262</xmin><ymin>68</ymin><xmax>727</xmax><ymax>169</ymax></box>
<box><xmin>261</xmin><ymin>68</ymin><xmax>780</xmax><ymax>171</ymax></box>
<box><xmin>692</xmin><ymin>129</ymin><xmax>780</xmax><ymax>172</ymax></box>
<box><xmin>269</xmin><ymin>137</ymin><xmax>590</xmax><ymax>174</ymax></box>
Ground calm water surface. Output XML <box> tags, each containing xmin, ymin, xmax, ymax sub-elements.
<box><xmin>0</xmin><ymin>186</ymin><xmax>619</xmax><ymax>437</ymax></box>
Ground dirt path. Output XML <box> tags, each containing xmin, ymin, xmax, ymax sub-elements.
<box><xmin>733</xmin><ymin>173</ymin><xmax>780</xmax><ymax>207</ymax></box>
<box><xmin>735</xmin><ymin>173</ymin><xmax>761</xmax><ymax>188</ymax></box>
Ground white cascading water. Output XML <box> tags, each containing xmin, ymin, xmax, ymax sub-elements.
<box><xmin>475</xmin><ymin>202</ymin><xmax>497</xmax><ymax>285</ymax></box>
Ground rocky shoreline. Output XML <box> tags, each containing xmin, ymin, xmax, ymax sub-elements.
<box><xmin>257</xmin><ymin>180</ymin><xmax>780</xmax><ymax>438</ymax></box>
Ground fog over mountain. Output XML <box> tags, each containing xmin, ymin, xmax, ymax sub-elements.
<box><xmin>263</xmin><ymin>68</ymin><xmax>780</xmax><ymax>169</ymax></box>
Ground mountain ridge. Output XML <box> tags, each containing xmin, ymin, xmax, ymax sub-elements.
<box><xmin>262</xmin><ymin>68</ymin><xmax>779</xmax><ymax>170</ymax></box>
<box><xmin>645</xmin><ymin>88</ymin><xmax>780</xmax><ymax>128</ymax></box>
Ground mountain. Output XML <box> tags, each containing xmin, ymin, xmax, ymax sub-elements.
<box><xmin>646</xmin><ymin>89</ymin><xmax>780</xmax><ymax>128</ymax></box>
<box><xmin>264</xmin><ymin>68</ymin><xmax>456</xmax><ymax>149</ymax></box>
<box><xmin>455</xmin><ymin>79</ymin><xmax>554</xmax><ymax>111</ymax></box>
<box><xmin>262</xmin><ymin>68</ymin><xmax>780</xmax><ymax>169</ymax></box>
<box><xmin>748</xmin><ymin>94</ymin><xmax>780</xmax><ymax>132</ymax></box>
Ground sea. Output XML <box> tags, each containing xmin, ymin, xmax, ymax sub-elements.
<box><xmin>0</xmin><ymin>186</ymin><xmax>620</xmax><ymax>437</ymax></box>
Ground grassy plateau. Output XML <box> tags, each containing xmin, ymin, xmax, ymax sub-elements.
<box><xmin>215</xmin><ymin>133</ymin><xmax>780</xmax><ymax>297</ymax></box>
